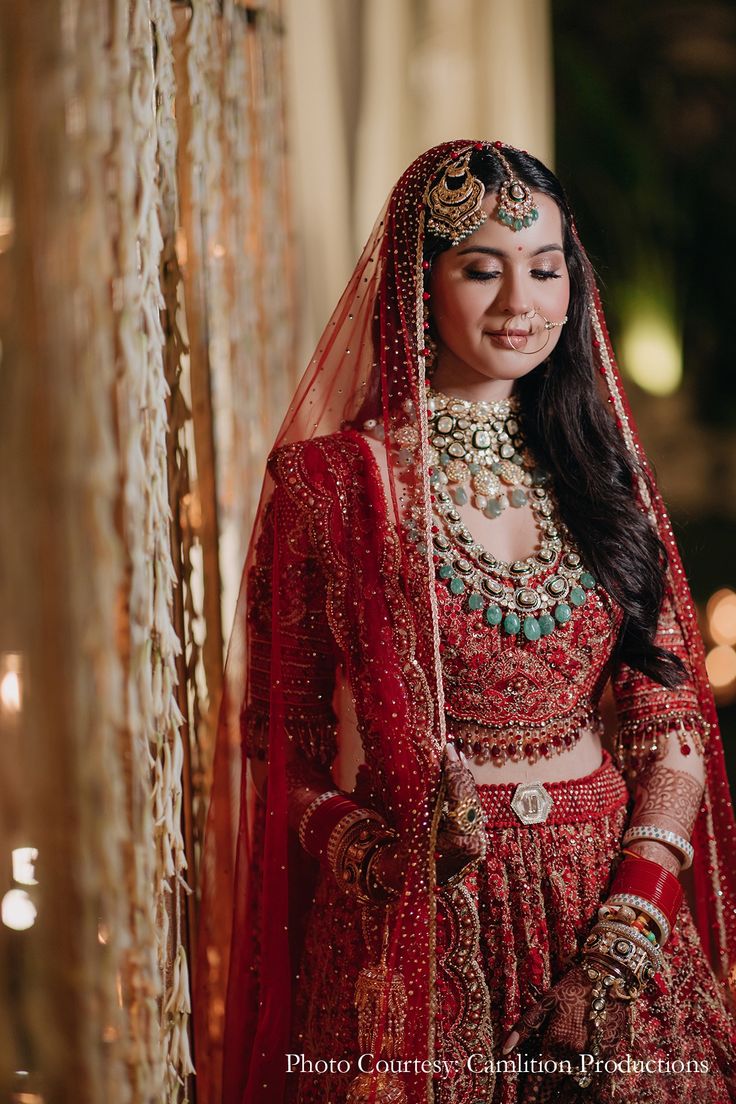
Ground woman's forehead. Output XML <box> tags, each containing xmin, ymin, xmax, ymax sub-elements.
<box><xmin>442</xmin><ymin>193</ymin><xmax>564</xmax><ymax>259</ymax></box>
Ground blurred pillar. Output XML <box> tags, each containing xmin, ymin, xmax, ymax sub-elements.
<box><xmin>285</xmin><ymin>0</ymin><xmax>553</xmax><ymax>344</ymax></box>
<box><xmin>283</xmin><ymin>0</ymin><xmax>356</xmax><ymax>355</ymax></box>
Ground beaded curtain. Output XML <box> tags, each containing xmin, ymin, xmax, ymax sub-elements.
<box><xmin>0</xmin><ymin>0</ymin><xmax>293</xmax><ymax>1101</ymax></box>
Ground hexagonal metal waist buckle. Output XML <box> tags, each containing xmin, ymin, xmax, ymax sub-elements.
<box><xmin>511</xmin><ymin>781</ymin><xmax>553</xmax><ymax>825</ymax></box>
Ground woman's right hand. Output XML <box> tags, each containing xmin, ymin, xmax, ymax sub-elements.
<box><xmin>435</xmin><ymin>742</ymin><xmax>486</xmax><ymax>884</ymax></box>
<box><xmin>368</xmin><ymin>744</ymin><xmax>486</xmax><ymax>896</ymax></box>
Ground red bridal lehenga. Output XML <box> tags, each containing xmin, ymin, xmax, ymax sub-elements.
<box><xmin>193</xmin><ymin>142</ymin><xmax>736</xmax><ymax>1104</ymax></box>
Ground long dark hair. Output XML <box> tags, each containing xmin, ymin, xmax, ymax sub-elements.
<box><xmin>423</xmin><ymin>145</ymin><xmax>686</xmax><ymax>688</ymax></box>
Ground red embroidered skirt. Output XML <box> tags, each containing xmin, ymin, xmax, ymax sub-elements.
<box><xmin>289</xmin><ymin>751</ymin><xmax>736</xmax><ymax>1103</ymax></box>
<box><xmin>434</xmin><ymin>749</ymin><xmax>736</xmax><ymax>1104</ymax></box>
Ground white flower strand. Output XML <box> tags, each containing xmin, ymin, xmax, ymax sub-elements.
<box><xmin>110</xmin><ymin>0</ymin><xmax>164</xmax><ymax>1095</ymax></box>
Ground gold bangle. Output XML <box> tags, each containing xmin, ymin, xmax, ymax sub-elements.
<box><xmin>582</xmin><ymin>921</ymin><xmax>661</xmax><ymax>993</ymax></box>
<box><xmin>364</xmin><ymin>839</ymin><xmax>400</xmax><ymax>903</ymax></box>
<box><xmin>327</xmin><ymin>810</ymin><xmax>393</xmax><ymax>904</ymax></box>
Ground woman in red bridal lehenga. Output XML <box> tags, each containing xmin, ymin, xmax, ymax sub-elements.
<box><xmin>194</xmin><ymin>141</ymin><xmax>736</xmax><ymax>1104</ymax></box>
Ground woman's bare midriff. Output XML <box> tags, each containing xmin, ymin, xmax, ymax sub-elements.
<box><xmin>459</xmin><ymin>724</ymin><xmax>605</xmax><ymax>787</ymax></box>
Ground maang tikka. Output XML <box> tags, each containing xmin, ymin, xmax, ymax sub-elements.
<box><xmin>424</xmin><ymin>141</ymin><xmax>540</xmax><ymax>245</ymax></box>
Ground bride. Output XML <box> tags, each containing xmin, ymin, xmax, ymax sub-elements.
<box><xmin>195</xmin><ymin>140</ymin><xmax>736</xmax><ymax>1104</ymax></box>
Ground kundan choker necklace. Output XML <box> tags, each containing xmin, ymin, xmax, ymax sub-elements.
<box><xmin>389</xmin><ymin>388</ymin><xmax>599</xmax><ymax>641</ymax></box>
<box><xmin>425</xmin><ymin>388</ymin><xmax>538</xmax><ymax>517</ymax></box>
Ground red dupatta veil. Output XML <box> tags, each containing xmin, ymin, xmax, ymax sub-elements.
<box><xmin>193</xmin><ymin>140</ymin><xmax>736</xmax><ymax>1104</ymax></box>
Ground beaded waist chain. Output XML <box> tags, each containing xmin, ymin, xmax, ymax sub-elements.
<box><xmin>447</xmin><ymin>704</ymin><xmax>604</xmax><ymax>768</ymax></box>
<box><xmin>477</xmin><ymin>749</ymin><xmax>630</xmax><ymax>827</ymax></box>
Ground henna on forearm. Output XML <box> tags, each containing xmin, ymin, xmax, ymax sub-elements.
<box><xmin>625</xmin><ymin>839</ymin><xmax>682</xmax><ymax>876</ymax></box>
<box><xmin>631</xmin><ymin>764</ymin><xmax>704</xmax><ymax>837</ymax></box>
<box><xmin>625</xmin><ymin>762</ymin><xmax>704</xmax><ymax>875</ymax></box>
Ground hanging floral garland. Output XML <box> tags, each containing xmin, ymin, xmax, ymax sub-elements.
<box><xmin>110</xmin><ymin>0</ymin><xmax>193</xmax><ymax>1098</ymax></box>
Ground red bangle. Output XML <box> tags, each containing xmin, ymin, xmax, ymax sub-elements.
<box><xmin>610</xmin><ymin>855</ymin><xmax>683</xmax><ymax>927</ymax></box>
<box><xmin>302</xmin><ymin>796</ymin><xmax>359</xmax><ymax>858</ymax></box>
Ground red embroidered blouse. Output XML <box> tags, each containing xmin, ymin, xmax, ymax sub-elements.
<box><xmin>242</xmin><ymin>434</ymin><xmax>710</xmax><ymax>781</ymax></box>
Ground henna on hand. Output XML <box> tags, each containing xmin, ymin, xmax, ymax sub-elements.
<box><xmin>435</xmin><ymin>744</ymin><xmax>486</xmax><ymax>883</ymax></box>
<box><xmin>627</xmin><ymin>763</ymin><xmax>703</xmax><ymax>873</ymax></box>
<box><xmin>502</xmin><ymin>963</ymin><xmax>627</xmax><ymax>1061</ymax></box>
<box><xmin>368</xmin><ymin>839</ymin><xmax>405</xmax><ymax>896</ymax></box>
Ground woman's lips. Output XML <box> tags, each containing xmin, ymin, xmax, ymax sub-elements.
<box><xmin>486</xmin><ymin>329</ymin><xmax>534</xmax><ymax>347</ymax></box>
<box><xmin>486</xmin><ymin>329</ymin><xmax>532</xmax><ymax>337</ymax></box>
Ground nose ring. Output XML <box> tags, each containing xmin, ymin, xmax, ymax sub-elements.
<box><xmin>504</xmin><ymin>310</ymin><xmax>551</xmax><ymax>355</ymax></box>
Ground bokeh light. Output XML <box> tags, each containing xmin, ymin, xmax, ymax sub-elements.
<box><xmin>621</xmin><ymin>309</ymin><xmax>682</xmax><ymax>396</ymax></box>
<box><xmin>11</xmin><ymin>848</ymin><xmax>38</xmax><ymax>886</ymax></box>
<box><xmin>1</xmin><ymin>889</ymin><xmax>37</xmax><ymax>931</ymax></box>
<box><xmin>707</xmin><ymin>589</ymin><xmax>736</xmax><ymax>646</ymax></box>
<box><xmin>706</xmin><ymin>645</ymin><xmax>736</xmax><ymax>690</ymax></box>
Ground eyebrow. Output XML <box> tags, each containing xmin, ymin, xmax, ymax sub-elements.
<box><xmin>456</xmin><ymin>244</ymin><xmax>564</xmax><ymax>258</ymax></box>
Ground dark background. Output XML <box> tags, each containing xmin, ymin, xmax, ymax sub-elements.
<box><xmin>553</xmin><ymin>1</ymin><xmax>736</xmax><ymax>797</ymax></box>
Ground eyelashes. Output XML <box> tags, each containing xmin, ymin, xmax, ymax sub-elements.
<box><xmin>464</xmin><ymin>269</ymin><xmax>563</xmax><ymax>282</ymax></box>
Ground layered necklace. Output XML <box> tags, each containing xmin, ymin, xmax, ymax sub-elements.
<box><xmin>392</xmin><ymin>388</ymin><xmax>598</xmax><ymax>640</ymax></box>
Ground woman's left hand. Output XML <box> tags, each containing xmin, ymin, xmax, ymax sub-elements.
<box><xmin>501</xmin><ymin>961</ymin><xmax>627</xmax><ymax>1071</ymax></box>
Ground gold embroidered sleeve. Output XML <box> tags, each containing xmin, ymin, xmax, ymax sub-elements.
<box><xmin>240</xmin><ymin>487</ymin><xmax>340</xmax><ymax>771</ymax></box>
<box><xmin>612</xmin><ymin>580</ymin><xmax>710</xmax><ymax>781</ymax></box>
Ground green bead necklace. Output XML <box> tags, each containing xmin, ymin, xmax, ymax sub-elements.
<box><xmin>398</xmin><ymin>390</ymin><xmax>598</xmax><ymax>639</ymax></box>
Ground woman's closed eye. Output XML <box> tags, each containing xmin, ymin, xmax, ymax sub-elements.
<box><xmin>464</xmin><ymin>268</ymin><xmax>502</xmax><ymax>281</ymax></box>
<box><xmin>464</xmin><ymin>268</ymin><xmax>563</xmax><ymax>282</ymax></box>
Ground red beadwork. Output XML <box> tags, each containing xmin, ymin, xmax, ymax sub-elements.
<box><xmin>477</xmin><ymin>750</ymin><xmax>627</xmax><ymax>827</ymax></box>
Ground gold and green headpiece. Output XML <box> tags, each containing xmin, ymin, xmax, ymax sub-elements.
<box><xmin>424</xmin><ymin>140</ymin><xmax>540</xmax><ymax>246</ymax></box>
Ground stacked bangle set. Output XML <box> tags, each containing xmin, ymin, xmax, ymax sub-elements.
<box><xmin>573</xmin><ymin>824</ymin><xmax>691</xmax><ymax>1086</ymax></box>
<box><xmin>298</xmin><ymin>790</ymin><xmax>399</xmax><ymax>905</ymax></box>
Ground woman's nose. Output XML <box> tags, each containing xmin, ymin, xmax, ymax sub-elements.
<box><xmin>494</xmin><ymin>273</ymin><xmax>532</xmax><ymax>318</ymax></box>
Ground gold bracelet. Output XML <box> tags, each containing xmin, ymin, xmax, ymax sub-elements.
<box><xmin>327</xmin><ymin>810</ymin><xmax>395</xmax><ymax>904</ymax></box>
<box><xmin>364</xmin><ymin>839</ymin><xmax>400</xmax><ymax>903</ymax></box>
<box><xmin>582</xmin><ymin>920</ymin><xmax>661</xmax><ymax>992</ymax></box>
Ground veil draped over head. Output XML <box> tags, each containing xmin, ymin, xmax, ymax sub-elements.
<box><xmin>193</xmin><ymin>140</ymin><xmax>736</xmax><ymax>1104</ymax></box>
